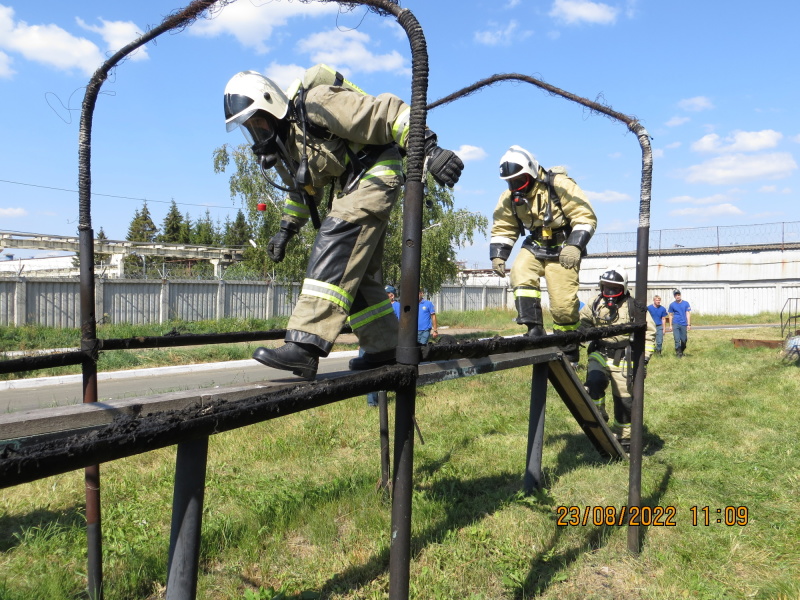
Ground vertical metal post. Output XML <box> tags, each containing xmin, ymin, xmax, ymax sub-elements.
<box><xmin>379</xmin><ymin>391</ymin><xmax>391</xmax><ymax>490</ymax></box>
<box><xmin>80</xmin><ymin>228</ymin><xmax>103</xmax><ymax>600</ymax></box>
<box><xmin>524</xmin><ymin>362</ymin><xmax>549</xmax><ymax>493</ymax></box>
<box><xmin>167</xmin><ymin>437</ymin><xmax>209</xmax><ymax>600</ymax></box>
<box><xmin>389</xmin><ymin>176</ymin><xmax>424</xmax><ymax>600</ymax></box>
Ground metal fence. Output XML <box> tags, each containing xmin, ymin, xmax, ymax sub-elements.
<box><xmin>3</xmin><ymin>277</ymin><xmax>799</xmax><ymax>328</ymax></box>
<box><xmin>586</xmin><ymin>221</ymin><xmax>800</xmax><ymax>255</ymax></box>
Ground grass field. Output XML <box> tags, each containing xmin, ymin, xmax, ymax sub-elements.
<box><xmin>1</xmin><ymin>318</ymin><xmax>799</xmax><ymax>599</ymax></box>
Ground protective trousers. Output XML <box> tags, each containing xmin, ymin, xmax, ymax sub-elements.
<box><xmin>584</xmin><ymin>351</ymin><xmax>633</xmax><ymax>426</ymax></box>
<box><xmin>510</xmin><ymin>249</ymin><xmax>580</xmax><ymax>331</ymax></box>
<box><xmin>286</xmin><ymin>176</ymin><xmax>401</xmax><ymax>355</ymax></box>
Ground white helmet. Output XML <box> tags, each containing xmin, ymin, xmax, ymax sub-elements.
<box><xmin>224</xmin><ymin>71</ymin><xmax>290</xmax><ymax>142</ymax></box>
<box><xmin>499</xmin><ymin>145</ymin><xmax>540</xmax><ymax>182</ymax></box>
<box><xmin>599</xmin><ymin>267</ymin><xmax>628</xmax><ymax>296</ymax></box>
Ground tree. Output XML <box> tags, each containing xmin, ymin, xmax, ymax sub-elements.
<box><xmin>213</xmin><ymin>143</ymin><xmax>487</xmax><ymax>291</ymax></box>
<box><xmin>213</xmin><ymin>143</ymin><xmax>326</xmax><ymax>281</ymax></box>
<box><xmin>159</xmin><ymin>200</ymin><xmax>184</xmax><ymax>243</ymax></box>
<box><xmin>223</xmin><ymin>209</ymin><xmax>251</xmax><ymax>248</ymax></box>
<box><xmin>192</xmin><ymin>209</ymin><xmax>219</xmax><ymax>246</ymax></box>
<box><xmin>381</xmin><ymin>175</ymin><xmax>487</xmax><ymax>292</ymax></box>
<box><xmin>126</xmin><ymin>201</ymin><xmax>158</xmax><ymax>242</ymax></box>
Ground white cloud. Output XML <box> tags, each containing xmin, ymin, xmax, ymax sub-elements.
<box><xmin>0</xmin><ymin>4</ymin><xmax>104</xmax><ymax>75</ymax></box>
<box><xmin>506</xmin><ymin>0</ymin><xmax>522</xmax><ymax>7</ymax></box>
<box><xmin>608</xmin><ymin>151</ymin><xmax>622</xmax><ymax>159</ymax></box>
<box><xmin>264</xmin><ymin>61</ymin><xmax>306</xmax><ymax>89</ymax></box>
<box><xmin>652</xmin><ymin>149</ymin><xmax>664</xmax><ymax>159</ymax></box>
<box><xmin>549</xmin><ymin>0</ymin><xmax>618</xmax><ymax>25</ymax></box>
<box><xmin>758</xmin><ymin>185</ymin><xmax>792</xmax><ymax>194</ymax></box>
<box><xmin>297</xmin><ymin>29</ymin><xmax>408</xmax><ymax>77</ymax></box>
<box><xmin>792</xmin><ymin>134</ymin><xmax>800</xmax><ymax>143</ymax></box>
<box><xmin>0</xmin><ymin>207</ymin><xmax>27</xmax><ymax>217</ymax></box>
<box><xmin>684</xmin><ymin>152</ymin><xmax>797</xmax><ymax>185</ymax></box>
<box><xmin>665</xmin><ymin>116</ymin><xmax>689</xmax><ymax>127</ymax></box>
<box><xmin>456</xmin><ymin>145</ymin><xmax>487</xmax><ymax>162</ymax></box>
<box><xmin>666</xmin><ymin>142</ymin><xmax>681</xmax><ymax>149</ymax></box>
<box><xmin>474</xmin><ymin>20</ymin><xmax>532</xmax><ymax>46</ymax></box>
<box><xmin>669</xmin><ymin>204</ymin><xmax>744</xmax><ymax>217</ymax></box>
<box><xmin>0</xmin><ymin>49</ymin><xmax>13</xmax><ymax>77</ymax></box>
<box><xmin>677</xmin><ymin>96</ymin><xmax>714</xmax><ymax>112</ymax></box>
<box><xmin>586</xmin><ymin>190</ymin><xmax>631</xmax><ymax>203</ymax></box>
<box><xmin>76</xmin><ymin>17</ymin><xmax>148</xmax><ymax>62</ymax></box>
<box><xmin>691</xmin><ymin>130</ymin><xmax>783</xmax><ymax>153</ymax></box>
<box><xmin>190</xmin><ymin>1</ymin><xmax>339</xmax><ymax>54</ymax></box>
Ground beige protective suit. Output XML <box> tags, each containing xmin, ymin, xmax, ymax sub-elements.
<box><xmin>490</xmin><ymin>167</ymin><xmax>596</xmax><ymax>332</ymax></box>
<box><xmin>275</xmin><ymin>81</ymin><xmax>411</xmax><ymax>356</ymax></box>
<box><xmin>580</xmin><ymin>294</ymin><xmax>656</xmax><ymax>434</ymax></box>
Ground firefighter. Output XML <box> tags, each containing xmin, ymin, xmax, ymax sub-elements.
<box><xmin>489</xmin><ymin>145</ymin><xmax>597</xmax><ymax>364</ymax></box>
<box><xmin>224</xmin><ymin>66</ymin><xmax>463</xmax><ymax>379</ymax></box>
<box><xmin>580</xmin><ymin>267</ymin><xmax>655</xmax><ymax>450</ymax></box>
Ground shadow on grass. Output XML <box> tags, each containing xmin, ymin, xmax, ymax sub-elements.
<box><xmin>511</xmin><ymin>441</ymin><xmax>672</xmax><ymax>598</ymax></box>
<box><xmin>0</xmin><ymin>504</ymin><xmax>85</xmax><ymax>552</ymax></box>
<box><xmin>307</xmin><ymin>472</ymin><xmax>522</xmax><ymax>599</ymax></box>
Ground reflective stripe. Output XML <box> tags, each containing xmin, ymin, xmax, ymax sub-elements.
<box><xmin>514</xmin><ymin>288</ymin><xmax>541</xmax><ymax>299</ymax></box>
<box><xmin>361</xmin><ymin>159</ymin><xmax>403</xmax><ymax>181</ymax></box>
<box><xmin>645</xmin><ymin>343</ymin><xmax>655</xmax><ymax>352</ymax></box>
<box><xmin>349</xmin><ymin>298</ymin><xmax>393</xmax><ymax>329</ymax></box>
<box><xmin>301</xmin><ymin>279</ymin><xmax>353</xmax><ymax>311</ymax></box>
<box><xmin>490</xmin><ymin>235</ymin><xmax>517</xmax><ymax>246</ymax></box>
<box><xmin>553</xmin><ymin>322</ymin><xmax>580</xmax><ymax>332</ymax></box>
<box><xmin>572</xmin><ymin>223</ymin><xmax>595</xmax><ymax>235</ymax></box>
<box><xmin>589</xmin><ymin>351</ymin><xmax>608</xmax><ymax>367</ymax></box>
<box><xmin>392</xmin><ymin>107</ymin><xmax>411</xmax><ymax>147</ymax></box>
<box><xmin>284</xmin><ymin>198</ymin><xmax>310</xmax><ymax>219</ymax></box>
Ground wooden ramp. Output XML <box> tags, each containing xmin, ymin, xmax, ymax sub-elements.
<box><xmin>547</xmin><ymin>354</ymin><xmax>628</xmax><ymax>459</ymax></box>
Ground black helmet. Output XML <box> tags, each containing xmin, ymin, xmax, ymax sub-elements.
<box><xmin>599</xmin><ymin>267</ymin><xmax>628</xmax><ymax>296</ymax></box>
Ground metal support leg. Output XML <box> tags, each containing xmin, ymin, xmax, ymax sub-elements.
<box><xmin>389</xmin><ymin>384</ymin><xmax>416</xmax><ymax>600</ymax></box>
<box><xmin>167</xmin><ymin>437</ymin><xmax>209</xmax><ymax>600</ymax></box>
<box><xmin>524</xmin><ymin>362</ymin><xmax>549</xmax><ymax>493</ymax></box>
<box><xmin>379</xmin><ymin>391</ymin><xmax>391</xmax><ymax>491</ymax></box>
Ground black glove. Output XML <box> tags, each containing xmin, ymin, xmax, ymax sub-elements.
<box><xmin>427</xmin><ymin>146</ymin><xmax>464</xmax><ymax>188</ymax></box>
<box><xmin>643</xmin><ymin>355</ymin><xmax>650</xmax><ymax>378</ymax></box>
<box><xmin>267</xmin><ymin>227</ymin><xmax>296</xmax><ymax>263</ymax></box>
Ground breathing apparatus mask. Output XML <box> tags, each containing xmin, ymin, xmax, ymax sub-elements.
<box><xmin>500</xmin><ymin>163</ymin><xmax>533</xmax><ymax>205</ymax></box>
<box><xmin>237</xmin><ymin>111</ymin><xmax>282</xmax><ymax>170</ymax></box>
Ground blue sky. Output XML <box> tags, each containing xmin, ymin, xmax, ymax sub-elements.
<box><xmin>1</xmin><ymin>0</ymin><xmax>798</xmax><ymax>269</ymax></box>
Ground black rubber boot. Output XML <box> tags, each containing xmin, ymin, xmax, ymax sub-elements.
<box><xmin>349</xmin><ymin>348</ymin><xmax>396</xmax><ymax>370</ymax></box>
<box><xmin>252</xmin><ymin>343</ymin><xmax>319</xmax><ymax>380</ymax></box>
<box><xmin>561</xmin><ymin>343</ymin><xmax>580</xmax><ymax>366</ymax></box>
<box><xmin>525</xmin><ymin>325</ymin><xmax>547</xmax><ymax>337</ymax></box>
<box><xmin>516</xmin><ymin>295</ymin><xmax>545</xmax><ymax>338</ymax></box>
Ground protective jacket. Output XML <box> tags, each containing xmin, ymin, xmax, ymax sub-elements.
<box><xmin>275</xmin><ymin>84</ymin><xmax>409</xmax><ymax>230</ymax></box>
<box><xmin>580</xmin><ymin>292</ymin><xmax>656</xmax><ymax>431</ymax></box>
<box><xmin>490</xmin><ymin>167</ymin><xmax>596</xmax><ymax>262</ymax></box>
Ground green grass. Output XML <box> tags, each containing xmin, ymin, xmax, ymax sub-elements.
<box><xmin>1</xmin><ymin>325</ymin><xmax>798</xmax><ymax>598</ymax></box>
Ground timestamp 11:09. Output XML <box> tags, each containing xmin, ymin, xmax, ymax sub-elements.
<box><xmin>690</xmin><ymin>506</ymin><xmax>749</xmax><ymax>526</ymax></box>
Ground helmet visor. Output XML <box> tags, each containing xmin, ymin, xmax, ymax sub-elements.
<box><xmin>601</xmin><ymin>283</ymin><xmax>624</xmax><ymax>298</ymax></box>
<box><xmin>224</xmin><ymin>93</ymin><xmax>256</xmax><ymax>132</ymax></box>
<box><xmin>239</xmin><ymin>112</ymin><xmax>276</xmax><ymax>147</ymax></box>
<box><xmin>499</xmin><ymin>161</ymin><xmax>523</xmax><ymax>180</ymax></box>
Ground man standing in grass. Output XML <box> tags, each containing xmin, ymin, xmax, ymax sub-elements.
<box><xmin>417</xmin><ymin>290</ymin><xmax>438</xmax><ymax>345</ymax></box>
<box><xmin>667</xmin><ymin>289</ymin><xmax>692</xmax><ymax>358</ymax></box>
<box><xmin>647</xmin><ymin>295</ymin><xmax>668</xmax><ymax>355</ymax></box>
